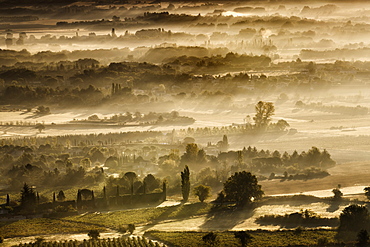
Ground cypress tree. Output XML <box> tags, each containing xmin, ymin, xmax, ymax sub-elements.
<box><xmin>181</xmin><ymin>165</ymin><xmax>190</xmax><ymax>202</ymax></box>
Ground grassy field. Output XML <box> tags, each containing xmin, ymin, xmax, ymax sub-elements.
<box><xmin>0</xmin><ymin>218</ymin><xmax>106</xmax><ymax>238</ymax></box>
<box><xmin>0</xmin><ymin>203</ymin><xmax>212</xmax><ymax>239</ymax></box>
<box><xmin>64</xmin><ymin>202</ymin><xmax>212</xmax><ymax>228</ymax></box>
<box><xmin>146</xmin><ymin>229</ymin><xmax>338</xmax><ymax>247</ymax></box>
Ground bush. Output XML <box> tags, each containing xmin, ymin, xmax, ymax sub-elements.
<box><xmin>317</xmin><ymin>237</ymin><xmax>328</xmax><ymax>245</ymax></box>
<box><xmin>193</xmin><ymin>184</ymin><xmax>211</xmax><ymax>202</ymax></box>
<box><xmin>88</xmin><ymin>229</ymin><xmax>100</xmax><ymax>240</ymax></box>
<box><xmin>128</xmin><ymin>224</ymin><xmax>135</xmax><ymax>234</ymax></box>
<box><xmin>202</xmin><ymin>232</ymin><xmax>218</xmax><ymax>246</ymax></box>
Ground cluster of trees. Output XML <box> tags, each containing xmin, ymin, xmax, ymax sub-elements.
<box><xmin>0</xmin><ymin>121</ymin><xmax>335</xmax><ymax>196</ymax></box>
<box><xmin>0</xmin><ymin>130</ymin><xmax>164</xmax><ymax>148</ymax></box>
<box><xmin>295</xmin><ymin>101</ymin><xmax>368</xmax><ymax>116</ymax></box>
<box><xmin>337</xmin><ymin>204</ymin><xmax>370</xmax><ymax>242</ymax></box>
<box><xmin>77</xmin><ymin>111</ymin><xmax>195</xmax><ymax>126</ymax></box>
<box><xmin>1</xmin><ymin>53</ymin><xmax>363</xmax><ymax>115</ymax></box>
<box><xmin>1</xmin><ymin>84</ymin><xmax>104</xmax><ymax>107</ymax></box>
<box><xmin>179</xmin><ymin>165</ymin><xmax>263</xmax><ymax>207</ymax></box>
<box><xmin>0</xmin><ymin>144</ymin><xmax>109</xmax><ymax>190</ymax></box>
<box><xmin>257</xmin><ymin>209</ymin><xmax>338</xmax><ymax>228</ymax></box>
<box><xmin>163</xmin><ymin>52</ymin><xmax>271</xmax><ymax>69</ymax></box>
<box><xmin>219</xmin><ymin>146</ymin><xmax>335</xmax><ymax>174</ymax></box>
<box><xmin>105</xmin><ymin>173</ymin><xmax>162</xmax><ymax>196</ymax></box>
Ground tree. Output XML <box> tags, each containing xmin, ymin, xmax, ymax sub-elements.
<box><xmin>128</xmin><ymin>224</ymin><xmax>135</xmax><ymax>234</ymax></box>
<box><xmin>181</xmin><ymin>143</ymin><xmax>199</xmax><ymax>166</ymax></box>
<box><xmin>332</xmin><ymin>188</ymin><xmax>343</xmax><ymax>200</ymax></box>
<box><xmin>218</xmin><ymin>135</ymin><xmax>229</xmax><ymax>152</ymax></box>
<box><xmin>364</xmin><ymin>187</ymin><xmax>370</xmax><ymax>200</ymax></box>
<box><xmin>124</xmin><ymin>172</ymin><xmax>137</xmax><ymax>195</ymax></box>
<box><xmin>253</xmin><ymin>101</ymin><xmax>275</xmax><ymax>130</ymax></box>
<box><xmin>193</xmin><ymin>184</ymin><xmax>211</xmax><ymax>202</ymax></box>
<box><xmin>181</xmin><ymin>165</ymin><xmax>190</xmax><ymax>202</ymax></box>
<box><xmin>338</xmin><ymin>205</ymin><xmax>370</xmax><ymax>234</ymax></box>
<box><xmin>220</xmin><ymin>171</ymin><xmax>264</xmax><ymax>206</ymax></box>
<box><xmin>202</xmin><ymin>232</ymin><xmax>218</xmax><ymax>246</ymax></box>
<box><xmin>35</xmin><ymin>123</ymin><xmax>45</xmax><ymax>133</ymax></box>
<box><xmin>57</xmin><ymin>190</ymin><xmax>66</xmax><ymax>201</ymax></box>
<box><xmin>143</xmin><ymin>174</ymin><xmax>160</xmax><ymax>192</ymax></box>
<box><xmin>357</xmin><ymin>229</ymin><xmax>369</xmax><ymax>247</ymax></box>
<box><xmin>88</xmin><ymin>229</ymin><xmax>100</xmax><ymax>240</ymax></box>
<box><xmin>36</xmin><ymin>105</ymin><xmax>50</xmax><ymax>115</ymax></box>
<box><xmin>234</xmin><ymin>231</ymin><xmax>253</xmax><ymax>247</ymax></box>
<box><xmin>20</xmin><ymin>183</ymin><xmax>37</xmax><ymax>213</ymax></box>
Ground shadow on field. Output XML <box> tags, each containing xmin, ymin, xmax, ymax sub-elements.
<box><xmin>199</xmin><ymin>206</ymin><xmax>254</xmax><ymax>231</ymax></box>
<box><xmin>326</xmin><ymin>200</ymin><xmax>340</xmax><ymax>212</ymax></box>
<box><xmin>138</xmin><ymin>202</ymin><xmax>211</xmax><ymax>233</ymax></box>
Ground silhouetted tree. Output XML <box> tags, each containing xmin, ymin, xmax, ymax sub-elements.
<box><xmin>128</xmin><ymin>224</ymin><xmax>135</xmax><ymax>234</ymax></box>
<box><xmin>364</xmin><ymin>187</ymin><xmax>370</xmax><ymax>200</ymax></box>
<box><xmin>202</xmin><ymin>232</ymin><xmax>218</xmax><ymax>246</ymax></box>
<box><xmin>35</xmin><ymin>123</ymin><xmax>45</xmax><ymax>133</ymax></box>
<box><xmin>338</xmin><ymin>205</ymin><xmax>370</xmax><ymax>237</ymax></box>
<box><xmin>57</xmin><ymin>190</ymin><xmax>66</xmax><ymax>201</ymax></box>
<box><xmin>357</xmin><ymin>229</ymin><xmax>369</xmax><ymax>247</ymax></box>
<box><xmin>219</xmin><ymin>171</ymin><xmax>264</xmax><ymax>206</ymax></box>
<box><xmin>77</xmin><ymin>190</ymin><xmax>82</xmax><ymax>208</ymax></box>
<box><xmin>181</xmin><ymin>165</ymin><xmax>190</xmax><ymax>202</ymax></box>
<box><xmin>332</xmin><ymin>188</ymin><xmax>343</xmax><ymax>200</ymax></box>
<box><xmin>253</xmin><ymin>101</ymin><xmax>275</xmax><ymax>130</ymax></box>
<box><xmin>20</xmin><ymin>183</ymin><xmax>37</xmax><ymax>213</ymax></box>
<box><xmin>234</xmin><ymin>231</ymin><xmax>253</xmax><ymax>247</ymax></box>
<box><xmin>88</xmin><ymin>229</ymin><xmax>100</xmax><ymax>240</ymax></box>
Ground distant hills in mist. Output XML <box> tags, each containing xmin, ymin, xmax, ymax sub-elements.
<box><xmin>0</xmin><ymin>0</ymin><xmax>288</xmax><ymax>6</ymax></box>
<box><xmin>0</xmin><ymin>0</ymin><xmax>367</xmax><ymax>6</ymax></box>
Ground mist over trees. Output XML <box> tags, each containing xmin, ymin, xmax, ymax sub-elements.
<box><xmin>1</xmin><ymin>1</ymin><xmax>370</xmax><ymax>246</ymax></box>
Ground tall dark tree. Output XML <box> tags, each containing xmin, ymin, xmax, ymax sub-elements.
<box><xmin>103</xmin><ymin>186</ymin><xmax>107</xmax><ymax>201</ymax></box>
<box><xmin>181</xmin><ymin>165</ymin><xmax>190</xmax><ymax>202</ymax></box>
<box><xmin>20</xmin><ymin>183</ymin><xmax>37</xmax><ymax>213</ymax></box>
<box><xmin>77</xmin><ymin>190</ymin><xmax>82</xmax><ymax>208</ymax></box>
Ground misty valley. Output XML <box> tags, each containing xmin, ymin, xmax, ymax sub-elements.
<box><xmin>2</xmin><ymin>0</ymin><xmax>370</xmax><ymax>246</ymax></box>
